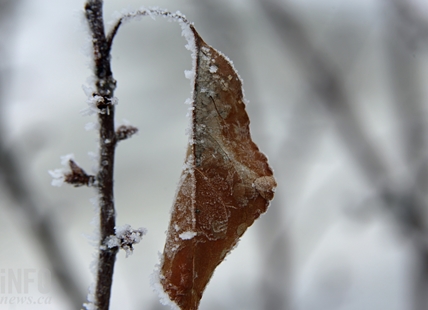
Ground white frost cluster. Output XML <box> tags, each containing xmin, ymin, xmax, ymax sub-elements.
<box><xmin>87</xmin><ymin>151</ymin><xmax>99</xmax><ymax>175</ymax></box>
<box><xmin>182</xmin><ymin>154</ymin><xmax>195</xmax><ymax>173</ymax></box>
<box><xmin>184</xmin><ymin>69</ymin><xmax>194</xmax><ymax>80</ymax></box>
<box><xmin>106</xmin><ymin>224</ymin><xmax>147</xmax><ymax>257</ymax></box>
<box><xmin>80</xmin><ymin>95</ymin><xmax>103</xmax><ymax>116</ymax></box>
<box><xmin>179</xmin><ymin>231</ymin><xmax>197</xmax><ymax>240</ymax></box>
<box><xmin>209</xmin><ymin>64</ymin><xmax>218</xmax><ymax>73</ymax></box>
<box><xmin>83</xmin><ymin>282</ymin><xmax>96</xmax><ymax>310</ymax></box>
<box><xmin>150</xmin><ymin>262</ymin><xmax>180</xmax><ymax>310</ymax></box>
<box><xmin>82</xmin><ymin>195</ymin><xmax>101</xmax><ymax>310</ymax></box>
<box><xmin>48</xmin><ymin>169</ymin><xmax>65</xmax><ymax>187</ymax></box>
<box><xmin>48</xmin><ymin>153</ymin><xmax>75</xmax><ymax>187</ymax></box>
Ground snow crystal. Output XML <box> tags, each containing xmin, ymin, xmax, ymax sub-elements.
<box><xmin>150</xmin><ymin>263</ymin><xmax>180</xmax><ymax>310</ymax></box>
<box><xmin>83</xmin><ymin>282</ymin><xmax>96</xmax><ymax>310</ymax></box>
<box><xmin>81</xmin><ymin>95</ymin><xmax>104</xmax><ymax>116</ymax></box>
<box><xmin>209</xmin><ymin>64</ymin><xmax>218</xmax><ymax>73</ymax></box>
<box><xmin>82</xmin><ymin>194</ymin><xmax>102</xmax><ymax>310</ymax></box>
<box><xmin>106</xmin><ymin>224</ymin><xmax>147</xmax><ymax>257</ymax></box>
<box><xmin>182</xmin><ymin>154</ymin><xmax>195</xmax><ymax>173</ymax></box>
<box><xmin>82</xmin><ymin>83</ymin><xmax>95</xmax><ymax>97</ymax></box>
<box><xmin>184</xmin><ymin>69</ymin><xmax>194</xmax><ymax>80</ymax></box>
<box><xmin>111</xmin><ymin>97</ymin><xmax>119</xmax><ymax>105</ymax></box>
<box><xmin>87</xmin><ymin>151</ymin><xmax>99</xmax><ymax>174</ymax></box>
<box><xmin>48</xmin><ymin>154</ymin><xmax>75</xmax><ymax>187</ymax></box>
<box><xmin>60</xmin><ymin>153</ymin><xmax>75</xmax><ymax>165</ymax></box>
<box><xmin>179</xmin><ymin>231</ymin><xmax>197</xmax><ymax>240</ymax></box>
<box><xmin>85</xmin><ymin>196</ymin><xmax>101</xmax><ymax>245</ymax></box>
<box><xmin>185</xmin><ymin>126</ymin><xmax>192</xmax><ymax>137</ymax></box>
<box><xmin>185</xmin><ymin>106</ymin><xmax>195</xmax><ymax>119</ymax></box>
<box><xmin>178</xmin><ymin>17</ymin><xmax>195</xmax><ymax>56</ymax></box>
<box><xmin>48</xmin><ymin>169</ymin><xmax>65</xmax><ymax>187</ymax></box>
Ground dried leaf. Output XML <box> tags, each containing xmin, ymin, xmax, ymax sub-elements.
<box><xmin>160</xmin><ymin>25</ymin><xmax>276</xmax><ymax>310</ymax></box>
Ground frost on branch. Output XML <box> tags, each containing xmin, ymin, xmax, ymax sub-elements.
<box><xmin>106</xmin><ymin>224</ymin><xmax>147</xmax><ymax>257</ymax></box>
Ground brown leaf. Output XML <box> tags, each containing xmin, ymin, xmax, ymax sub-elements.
<box><xmin>160</xmin><ymin>25</ymin><xmax>276</xmax><ymax>310</ymax></box>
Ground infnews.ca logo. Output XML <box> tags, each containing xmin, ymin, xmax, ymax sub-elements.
<box><xmin>0</xmin><ymin>268</ymin><xmax>52</xmax><ymax>305</ymax></box>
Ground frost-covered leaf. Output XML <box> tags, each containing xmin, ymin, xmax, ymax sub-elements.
<box><xmin>159</xmin><ymin>25</ymin><xmax>276</xmax><ymax>310</ymax></box>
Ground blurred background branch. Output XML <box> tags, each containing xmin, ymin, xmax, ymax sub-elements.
<box><xmin>0</xmin><ymin>0</ymin><xmax>85</xmax><ymax>308</ymax></box>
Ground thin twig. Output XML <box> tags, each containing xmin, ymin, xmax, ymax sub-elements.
<box><xmin>83</xmin><ymin>4</ymin><xmax>192</xmax><ymax>308</ymax></box>
<box><xmin>84</xmin><ymin>1</ymin><xmax>118</xmax><ymax>309</ymax></box>
<box><xmin>106</xmin><ymin>8</ymin><xmax>190</xmax><ymax>48</ymax></box>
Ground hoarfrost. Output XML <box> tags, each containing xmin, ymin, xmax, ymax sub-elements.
<box><xmin>81</xmin><ymin>95</ymin><xmax>104</xmax><ymax>116</ymax></box>
<box><xmin>83</xmin><ymin>282</ymin><xmax>96</xmax><ymax>310</ymax></box>
<box><xmin>82</xmin><ymin>82</ymin><xmax>95</xmax><ymax>97</ymax></box>
<box><xmin>110</xmin><ymin>97</ymin><xmax>119</xmax><ymax>105</ymax></box>
<box><xmin>179</xmin><ymin>231</ymin><xmax>197</xmax><ymax>240</ymax></box>
<box><xmin>48</xmin><ymin>169</ymin><xmax>65</xmax><ymax>187</ymax></box>
<box><xmin>185</xmin><ymin>127</ymin><xmax>192</xmax><ymax>137</ymax></box>
<box><xmin>184</xmin><ymin>69</ymin><xmax>194</xmax><ymax>80</ymax></box>
<box><xmin>182</xmin><ymin>154</ymin><xmax>195</xmax><ymax>173</ymax></box>
<box><xmin>88</xmin><ymin>151</ymin><xmax>99</xmax><ymax>174</ymax></box>
<box><xmin>106</xmin><ymin>224</ymin><xmax>147</xmax><ymax>257</ymax></box>
<box><xmin>209</xmin><ymin>64</ymin><xmax>218</xmax><ymax>73</ymax></box>
<box><xmin>48</xmin><ymin>154</ymin><xmax>75</xmax><ymax>187</ymax></box>
<box><xmin>150</xmin><ymin>263</ymin><xmax>180</xmax><ymax>310</ymax></box>
<box><xmin>85</xmin><ymin>196</ymin><xmax>101</xmax><ymax>247</ymax></box>
<box><xmin>60</xmin><ymin>153</ymin><xmax>75</xmax><ymax>165</ymax></box>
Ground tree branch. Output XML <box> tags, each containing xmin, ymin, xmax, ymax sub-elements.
<box><xmin>84</xmin><ymin>1</ymin><xmax>118</xmax><ymax>309</ymax></box>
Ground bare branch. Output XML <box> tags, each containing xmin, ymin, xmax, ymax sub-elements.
<box><xmin>258</xmin><ymin>0</ymin><xmax>388</xmax><ymax>185</ymax></box>
<box><xmin>0</xmin><ymin>1</ymin><xmax>85</xmax><ymax>308</ymax></box>
<box><xmin>84</xmin><ymin>1</ymin><xmax>118</xmax><ymax>309</ymax></box>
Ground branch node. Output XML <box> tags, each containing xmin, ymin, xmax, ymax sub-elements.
<box><xmin>116</xmin><ymin>125</ymin><xmax>138</xmax><ymax>141</ymax></box>
<box><xmin>64</xmin><ymin>159</ymin><xmax>96</xmax><ymax>187</ymax></box>
<box><xmin>105</xmin><ymin>224</ymin><xmax>147</xmax><ymax>257</ymax></box>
